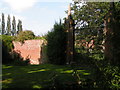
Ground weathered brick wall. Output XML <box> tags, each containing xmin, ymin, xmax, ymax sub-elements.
<box><xmin>13</xmin><ymin>40</ymin><xmax>44</xmax><ymax>64</ymax></box>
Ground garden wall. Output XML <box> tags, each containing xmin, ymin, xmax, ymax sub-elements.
<box><xmin>13</xmin><ymin>40</ymin><xmax>44</xmax><ymax>64</ymax></box>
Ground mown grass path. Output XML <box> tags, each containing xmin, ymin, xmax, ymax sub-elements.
<box><xmin>2</xmin><ymin>64</ymin><xmax>94</xmax><ymax>89</ymax></box>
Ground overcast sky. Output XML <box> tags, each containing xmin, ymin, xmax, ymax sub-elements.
<box><xmin>0</xmin><ymin>0</ymin><xmax>72</xmax><ymax>36</ymax></box>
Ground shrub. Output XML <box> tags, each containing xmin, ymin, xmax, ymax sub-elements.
<box><xmin>102</xmin><ymin>65</ymin><xmax>120</xmax><ymax>89</ymax></box>
<box><xmin>46</xmin><ymin>20</ymin><xmax>66</xmax><ymax>65</ymax></box>
<box><xmin>11</xmin><ymin>51</ymin><xmax>30</xmax><ymax>66</ymax></box>
<box><xmin>1</xmin><ymin>35</ymin><xmax>14</xmax><ymax>51</ymax></box>
<box><xmin>14</xmin><ymin>30</ymin><xmax>35</xmax><ymax>43</ymax></box>
<box><xmin>1</xmin><ymin>35</ymin><xmax>14</xmax><ymax>64</ymax></box>
<box><xmin>34</xmin><ymin>35</ymin><xmax>47</xmax><ymax>40</ymax></box>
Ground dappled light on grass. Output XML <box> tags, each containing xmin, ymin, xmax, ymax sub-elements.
<box><xmin>28</xmin><ymin>69</ymin><xmax>49</xmax><ymax>73</ymax></box>
<box><xmin>2</xmin><ymin>64</ymin><xmax>93</xmax><ymax>89</ymax></box>
<box><xmin>82</xmin><ymin>72</ymin><xmax>90</xmax><ymax>75</ymax></box>
<box><xmin>3</xmin><ymin>73</ymin><xmax>11</xmax><ymax>76</ymax></box>
<box><xmin>2</xmin><ymin>78</ymin><xmax>12</xmax><ymax>84</ymax></box>
<box><xmin>3</xmin><ymin>65</ymin><xmax>13</xmax><ymax>69</ymax></box>
<box><xmin>60</xmin><ymin>69</ymin><xmax>90</xmax><ymax>76</ymax></box>
<box><xmin>55</xmin><ymin>68</ymin><xmax>65</xmax><ymax>72</ymax></box>
<box><xmin>32</xmin><ymin>85</ymin><xmax>42</xmax><ymax>89</ymax></box>
<box><xmin>77</xmin><ymin>70</ymin><xmax>90</xmax><ymax>75</ymax></box>
<box><xmin>61</xmin><ymin>70</ymin><xmax>73</xmax><ymax>73</ymax></box>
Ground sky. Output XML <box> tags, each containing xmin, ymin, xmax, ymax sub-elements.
<box><xmin>0</xmin><ymin>0</ymin><xmax>72</xmax><ymax>36</ymax></box>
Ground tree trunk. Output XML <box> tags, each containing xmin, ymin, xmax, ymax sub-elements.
<box><xmin>104</xmin><ymin>2</ymin><xmax>120</xmax><ymax>65</ymax></box>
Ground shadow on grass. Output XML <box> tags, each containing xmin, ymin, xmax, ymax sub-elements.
<box><xmin>2</xmin><ymin>64</ymin><xmax>92</xmax><ymax>89</ymax></box>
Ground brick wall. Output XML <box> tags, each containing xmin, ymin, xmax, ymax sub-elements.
<box><xmin>13</xmin><ymin>40</ymin><xmax>44</xmax><ymax>64</ymax></box>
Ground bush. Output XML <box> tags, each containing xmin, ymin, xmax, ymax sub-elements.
<box><xmin>34</xmin><ymin>35</ymin><xmax>47</xmax><ymax>40</ymax></box>
<box><xmin>1</xmin><ymin>35</ymin><xmax>14</xmax><ymax>64</ymax></box>
<box><xmin>102</xmin><ymin>65</ymin><xmax>120</xmax><ymax>89</ymax></box>
<box><xmin>11</xmin><ymin>51</ymin><xmax>30</xmax><ymax>66</ymax></box>
<box><xmin>1</xmin><ymin>35</ymin><xmax>14</xmax><ymax>51</ymax></box>
<box><xmin>14</xmin><ymin>30</ymin><xmax>35</xmax><ymax>43</ymax></box>
<box><xmin>46</xmin><ymin>20</ymin><xmax>66</xmax><ymax>65</ymax></box>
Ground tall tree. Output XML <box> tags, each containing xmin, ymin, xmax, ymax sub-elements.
<box><xmin>47</xmin><ymin>20</ymin><xmax>66</xmax><ymax>65</ymax></box>
<box><xmin>71</xmin><ymin>2</ymin><xmax>120</xmax><ymax>64</ymax></box>
<box><xmin>71</xmin><ymin>2</ymin><xmax>109</xmax><ymax>56</ymax></box>
<box><xmin>2</xmin><ymin>13</ymin><xmax>5</xmax><ymax>35</ymax></box>
<box><xmin>104</xmin><ymin>2</ymin><xmax>120</xmax><ymax>65</ymax></box>
<box><xmin>6</xmin><ymin>15</ymin><xmax>11</xmax><ymax>35</ymax></box>
<box><xmin>12</xmin><ymin>16</ymin><xmax>16</xmax><ymax>36</ymax></box>
<box><xmin>17</xmin><ymin>20</ymin><xmax>23</xmax><ymax>34</ymax></box>
<box><xmin>71</xmin><ymin>2</ymin><xmax>109</xmax><ymax>29</ymax></box>
<box><xmin>0</xmin><ymin>19</ymin><xmax>1</xmax><ymax>34</ymax></box>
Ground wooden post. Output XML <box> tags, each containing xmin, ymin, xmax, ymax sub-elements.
<box><xmin>65</xmin><ymin>4</ymin><xmax>75</xmax><ymax>64</ymax></box>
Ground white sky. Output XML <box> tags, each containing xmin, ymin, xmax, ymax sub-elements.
<box><xmin>0</xmin><ymin>0</ymin><xmax>72</xmax><ymax>36</ymax></box>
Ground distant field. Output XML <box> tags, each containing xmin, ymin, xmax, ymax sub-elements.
<box><xmin>2</xmin><ymin>64</ymin><xmax>93</xmax><ymax>89</ymax></box>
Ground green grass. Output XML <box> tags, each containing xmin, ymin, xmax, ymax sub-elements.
<box><xmin>2</xmin><ymin>64</ymin><xmax>94</xmax><ymax>89</ymax></box>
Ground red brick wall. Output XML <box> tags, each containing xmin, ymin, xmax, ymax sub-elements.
<box><xmin>13</xmin><ymin>40</ymin><xmax>44</xmax><ymax>64</ymax></box>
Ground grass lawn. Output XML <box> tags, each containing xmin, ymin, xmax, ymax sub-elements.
<box><xmin>2</xmin><ymin>64</ymin><xmax>95</xmax><ymax>89</ymax></box>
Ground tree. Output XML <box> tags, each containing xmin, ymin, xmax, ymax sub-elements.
<box><xmin>17</xmin><ymin>20</ymin><xmax>23</xmax><ymax>34</ymax></box>
<box><xmin>1</xmin><ymin>35</ymin><xmax>14</xmax><ymax>64</ymax></box>
<box><xmin>71</xmin><ymin>2</ymin><xmax>109</xmax><ymax>28</ymax></box>
<box><xmin>0</xmin><ymin>18</ymin><xmax>1</xmax><ymax>34</ymax></box>
<box><xmin>6</xmin><ymin>15</ymin><xmax>11</xmax><ymax>35</ymax></box>
<box><xmin>46</xmin><ymin>20</ymin><xmax>66</xmax><ymax>65</ymax></box>
<box><xmin>70</xmin><ymin>2</ymin><xmax>110</xmax><ymax>61</ymax></box>
<box><xmin>71</xmin><ymin>2</ymin><xmax>120</xmax><ymax>57</ymax></box>
<box><xmin>15</xmin><ymin>30</ymin><xmax>35</xmax><ymax>43</ymax></box>
<box><xmin>104</xmin><ymin>2</ymin><xmax>120</xmax><ymax>65</ymax></box>
<box><xmin>68</xmin><ymin>2</ymin><xmax>120</xmax><ymax>88</ymax></box>
<box><xmin>2</xmin><ymin>13</ymin><xmax>5</xmax><ymax>35</ymax></box>
<box><xmin>12</xmin><ymin>16</ymin><xmax>16</xmax><ymax>36</ymax></box>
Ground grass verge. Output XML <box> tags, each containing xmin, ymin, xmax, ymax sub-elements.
<box><xmin>2</xmin><ymin>64</ymin><xmax>93</xmax><ymax>89</ymax></box>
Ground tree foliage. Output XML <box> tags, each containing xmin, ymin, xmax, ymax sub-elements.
<box><xmin>1</xmin><ymin>13</ymin><xmax>23</xmax><ymax>36</ymax></box>
<box><xmin>15</xmin><ymin>30</ymin><xmax>35</xmax><ymax>43</ymax></box>
<box><xmin>70</xmin><ymin>2</ymin><xmax>120</xmax><ymax>89</ymax></box>
<box><xmin>104</xmin><ymin>2</ymin><xmax>120</xmax><ymax>66</ymax></box>
<box><xmin>46</xmin><ymin>20</ymin><xmax>66</xmax><ymax>65</ymax></box>
<box><xmin>17</xmin><ymin>20</ymin><xmax>23</xmax><ymax>34</ymax></box>
<box><xmin>71</xmin><ymin>2</ymin><xmax>108</xmax><ymax>64</ymax></box>
<box><xmin>71</xmin><ymin>2</ymin><xmax>120</xmax><ymax>62</ymax></box>
<box><xmin>72</xmin><ymin>2</ymin><xmax>109</xmax><ymax>28</ymax></box>
<box><xmin>2</xmin><ymin>13</ymin><xmax>5</xmax><ymax>35</ymax></box>
<box><xmin>12</xmin><ymin>16</ymin><xmax>16</xmax><ymax>36</ymax></box>
<box><xmin>6</xmin><ymin>15</ymin><xmax>11</xmax><ymax>35</ymax></box>
<box><xmin>0</xmin><ymin>35</ymin><xmax>14</xmax><ymax>64</ymax></box>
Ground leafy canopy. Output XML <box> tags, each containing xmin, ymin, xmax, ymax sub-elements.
<box><xmin>15</xmin><ymin>30</ymin><xmax>35</xmax><ymax>43</ymax></box>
